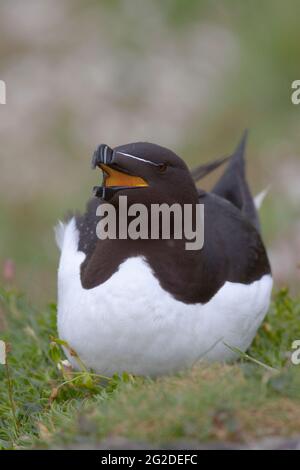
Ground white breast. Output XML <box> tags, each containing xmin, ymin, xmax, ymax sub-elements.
<box><xmin>57</xmin><ymin>219</ymin><xmax>273</xmax><ymax>376</ymax></box>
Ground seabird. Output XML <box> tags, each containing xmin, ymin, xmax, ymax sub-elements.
<box><xmin>56</xmin><ymin>134</ymin><xmax>272</xmax><ymax>376</ymax></box>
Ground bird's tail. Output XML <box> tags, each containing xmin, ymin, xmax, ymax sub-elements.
<box><xmin>191</xmin><ymin>131</ymin><xmax>267</xmax><ymax>232</ymax></box>
<box><xmin>211</xmin><ymin>131</ymin><xmax>261</xmax><ymax>231</ymax></box>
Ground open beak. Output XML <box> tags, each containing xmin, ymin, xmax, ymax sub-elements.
<box><xmin>92</xmin><ymin>144</ymin><xmax>148</xmax><ymax>200</ymax></box>
<box><xmin>100</xmin><ymin>164</ymin><xmax>148</xmax><ymax>189</ymax></box>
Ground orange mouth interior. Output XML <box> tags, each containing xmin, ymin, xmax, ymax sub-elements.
<box><xmin>100</xmin><ymin>164</ymin><xmax>148</xmax><ymax>188</ymax></box>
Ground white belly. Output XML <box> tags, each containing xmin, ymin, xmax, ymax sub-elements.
<box><xmin>57</xmin><ymin>219</ymin><xmax>273</xmax><ymax>376</ymax></box>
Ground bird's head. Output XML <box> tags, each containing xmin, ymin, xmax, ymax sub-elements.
<box><xmin>92</xmin><ymin>142</ymin><xmax>198</xmax><ymax>206</ymax></box>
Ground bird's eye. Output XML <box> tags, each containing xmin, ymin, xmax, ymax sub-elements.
<box><xmin>158</xmin><ymin>162</ymin><xmax>168</xmax><ymax>173</ymax></box>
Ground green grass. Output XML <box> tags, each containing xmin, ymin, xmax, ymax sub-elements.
<box><xmin>0</xmin><ymin>287</ymin><xmax>300</xmax><ymax>449</ymax></box>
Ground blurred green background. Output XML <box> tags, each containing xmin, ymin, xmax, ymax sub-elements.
<box><xmin>0</xmin><ymin>0</ymin><xmax>299</xmax><ymax>304</ymax></box>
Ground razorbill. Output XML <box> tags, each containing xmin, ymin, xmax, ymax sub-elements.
<box><xmin>56</xmin><ymin>134</ymin><xmax>272</xmax><ymax>376</ymax></box>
